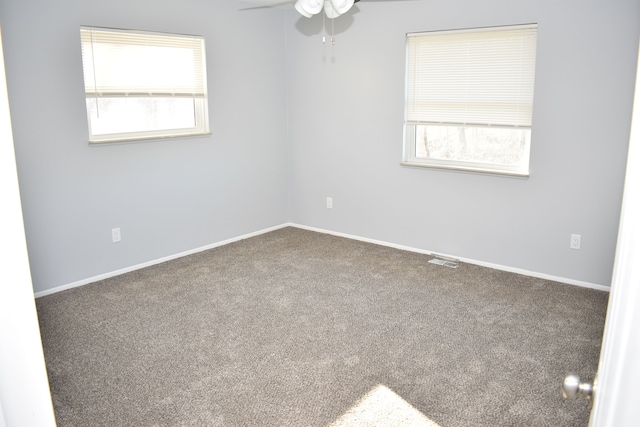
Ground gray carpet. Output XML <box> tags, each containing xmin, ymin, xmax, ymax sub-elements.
<box><xmin>36</xmin><ymin>227</ymin><xmax>608</xmax><ymax>426</ymax></box>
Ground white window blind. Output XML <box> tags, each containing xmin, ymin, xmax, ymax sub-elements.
<box><xmin>406</xmin><ymin>24</ymin><xmax>537</xmax><ymax>128</ymax></box>
<box><xmin>80</xmin><ymin>27</ymin><xmax>206</xmax><ymax>98</ymax></box>
<box><xmin>79</xmin><ymin>26</ymin><xmax>209</xmax><ymax>143</ymax></box>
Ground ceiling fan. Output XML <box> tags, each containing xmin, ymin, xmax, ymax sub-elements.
<box><xmin>240</xmin><ymin>0</ymin><xmax>360</xmax><ymax>18</ymax></box>
<box><xmin>240</xmin><ymin>0</ymin><xmax>409</xmax><ymax>43</ymax></box>
<box><xmin>294</xmin><ymin>0</ymin><xmax>360</xmax><ymax>19</ymax></box>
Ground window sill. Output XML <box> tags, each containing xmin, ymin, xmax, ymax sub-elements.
<box><xmin>400</xmin><ymin>161</ymin><xmax>529</xmax><ymax>178</ymax></box>
<box><xmin>89</xmin><ymin>131</ymin><xmax>212</xmax><ymax>145</ymax></box>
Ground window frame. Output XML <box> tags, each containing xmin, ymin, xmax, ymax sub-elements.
<box><xmin>402</xmin><ymin>24</ymin><xmax>538</xmax><ymax>177</ymax></box>
<box><xmin>402</xmin><ymin>123</ymin><xmax>532</xmax><ymax>177</ymax></box>
<box><xmin>80</xmin><ymin>26</ymin><xmax>210</xmax><ymax>144</ymax></box>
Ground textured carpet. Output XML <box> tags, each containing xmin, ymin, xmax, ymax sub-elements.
<box><xmin>36</xmin><ymin>227</ymin><xmax>608</xmax><ymax>426</ymax></box>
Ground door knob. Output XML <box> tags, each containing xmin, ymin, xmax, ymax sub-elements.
<box><xmin>562</xmin><ymin>373</ymin><xmax>595</xmax><ymax>406</ymax></box>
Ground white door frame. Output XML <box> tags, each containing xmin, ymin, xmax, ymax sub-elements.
<box><xmin>0</xmin><ymin>25</ymin><xmax>57</xmax><ymax>427</ymax></box>
<box><xmin>589</xmin><ymin>39</ymin><xmax>640</xmax><ymax>426</ymax></box>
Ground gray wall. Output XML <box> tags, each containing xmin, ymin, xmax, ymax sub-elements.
<box><xmin>2</xmin><ymin>0</ymin><xmax>639</xmax><ymax>293</ymax></box>
<box><xmin>0</xmin><ymin>0</ymin><xmax>289</xmax><ymax>293</ymax></box>
<box><xmin>286</xmin><ymin>0</ymin><xmax>640</xmax><ymax>286</ymax></box>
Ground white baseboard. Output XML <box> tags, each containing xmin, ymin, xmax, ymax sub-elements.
<box><xmin>289</xmin><ymin>223</ymin><xmax>611</xmax><ymax>292</ymax></box>
<box><xmin>35</xmin><ymin>222</ymin><xmax>609</xmax><ymax>298</ymax></box>
<box><xmin>34</xmin><ymin>223</ymin><xmax>290</xmax><ymax>298</ymax></box>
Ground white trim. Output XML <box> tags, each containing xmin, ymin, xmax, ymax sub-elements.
<box><xmin>289</xmin><ymin>223</ymin><xmax>610</xmax><ymax>292</ymax></box>
<box><xmin>1</xmin><ymin>28</ymin><xmax>56</xmax><ymax>425</ymax></box>
<box><xmin>400</xmin><ymin>160</ymin><xmax>530</xmax><ymax>178</ymax></box>
<box><xmin>34</xmin><ymin>223</ymin><xmax>289</xmax><ymax>298</ymax></box>
<box><xmin>0</xmin><ymin>399</ymin><xmax>6</xmax><ymax>427</ymax></box>
<box><xmin>588</xmin><ymin>41</ymin><xmax>640</xmax><ymax>426</ymax></box>
<box><xmin>407</xmin><ymin>23</ymin><xmax>539</xmax><ymax>38</ymax></box>
<box><xmin>35</xmin><ymin>222</ymin><xmax>609</xmax><ymax>298</ymax></box>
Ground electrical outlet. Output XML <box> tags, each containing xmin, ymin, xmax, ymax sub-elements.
<box><xmin>570</xmin><ymin>234</ymin><xmax>581</xmax><ymax>250</ymax></box>
<box><xmin>112</xmin><ymin>227</ymin><xmax>121</xmax><ymax>243</ymax></box>
<box><xmin>326</xmin><ymin>197</ymin><xmax>333</xmax><ymax>209</ymax></box>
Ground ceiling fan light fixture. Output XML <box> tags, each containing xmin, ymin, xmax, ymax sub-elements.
<box><xmin>293</xmin><ymin>0</ymin><xmax>355</xmax><ymax>20</ymax></box>
<box><xmin>330</xmin><ymin>0</ymin><xmax>354</xmax><ymax>14</ymax></box>
<box><xmin>323</xmin><ymin>0</ymin><xmax>341</xmax><ymax>18</ymax></box>
<box><xmin>294</xmin><ymin>2</ymin><xmax>312</xmax><ymax>17</ymax></box>
<box><xmin>295</xmin><ymin>0</ymin><xmax>323</xmax><ymax>17</ymax></box>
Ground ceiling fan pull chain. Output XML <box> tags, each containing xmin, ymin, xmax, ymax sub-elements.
<box><xmin>322</xmin><ymin>11</ymin><xmax>326</xmax><ymax>43</ymax></box>
<box><xmin>331</xmin><ymin>16</ymin><xmax>335</xmax><ymax>45</ymax></box>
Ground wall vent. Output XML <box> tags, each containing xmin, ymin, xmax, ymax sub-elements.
<box><xmin>428</xmin><ymin>258</ymin><xmax>459</xmax><ymax>268</ymax></box>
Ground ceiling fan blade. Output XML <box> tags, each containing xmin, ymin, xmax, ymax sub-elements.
<box><xmin>238</xmin><ymin>0</ymin><xmax>418</xmax><ymax>14</ymax></box>
<box><xmin>238</xmin><ymin>0</ymin><xmax>294</xmax><ymax>7</ymax></box>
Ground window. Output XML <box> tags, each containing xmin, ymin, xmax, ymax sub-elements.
<box><xmin>80</xmin><ymin>27</ymin><xmax>209</xmax><ymax>143</ymax></box>
<box><xmin>403</xmin><ymin>25</ymin><xmax>538</xmax><ymax>176</ymax></box>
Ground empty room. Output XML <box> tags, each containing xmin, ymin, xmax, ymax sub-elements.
<box><xmin>1</xmin><ymin>0</ymin><xmax>640</xmax><ymax>425</ymax></box>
